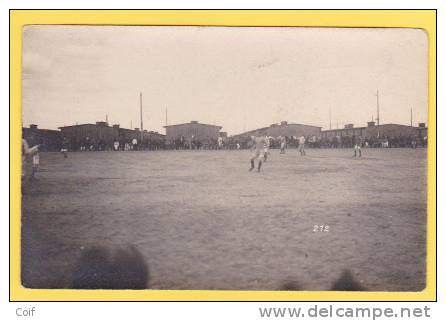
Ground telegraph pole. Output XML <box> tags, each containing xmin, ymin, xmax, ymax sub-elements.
<box><xmin>243</xmin><ymin>110</ymin><xmax>247</xmax><ymax>133</ymax></box>
<box><xmin>329</xmin><ymin>107</ymin><xmax>332</xmax><ymax>130</ymax></box>
<box><xmin>375</xmin><ymin>90</ymin><xmax>380</xmax><ymax>127</ymax></box>
<box><xmin>375</xmin><ymin>89</ymin><xmax>380</xmax><ymax>137</ymax></box>
<box><xmin>140</xmin><ymin>92</ymin><xmax>144</xmax><ymax>144</ymax></box>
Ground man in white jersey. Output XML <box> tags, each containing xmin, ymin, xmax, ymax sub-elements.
<box><xmin>22</xmin><ymin>138</ymin><xmax>39</xmax><ymax>181</ymax></box>
<box><xmin>353</xmin><ymin>136</ymin><xmax>362</xmax><ymax>158</ymax></box>
<box><xmin>298</xmin><ymin>135</ymin><xmax>306</xmax><ymax>156</ymax></box>
<box><xmin>249</xmin><ymin>135</ymin><xmax>266</xmax><ymax>172</ymax></box>
<box><xmin>263</xmin><ymin>136</ymin><xmax>270</xmax><ymax>162</ymax></box>
<box><xmin>280</xmin><ymin>136</ymin><xmax>286</xmax><ymax>154</ymax></box>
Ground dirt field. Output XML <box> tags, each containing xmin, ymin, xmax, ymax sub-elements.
<box><xmin>21</xmin><ymin>148</ymin><xmax>427</xmax><ymax>291</ymax></box>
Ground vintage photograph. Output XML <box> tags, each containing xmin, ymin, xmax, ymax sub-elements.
<box><xmin>21</xmin><ymin>25</ymin><xmax>428</xmax><ymax>291</ymax></box>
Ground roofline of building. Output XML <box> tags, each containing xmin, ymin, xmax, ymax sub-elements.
<box><xmin>58</xmin><ymin>124</ymin><xmax>166</xmax><ymax>135</ymax></box>
<box><xmin>58</xmin><ymin>123</ymin><xmax>96</xmax><ymax>129</ymax></box>
<box><xmin>163</xmin><ymin>122</ymin><xmax>222</xmax><ymax>129</ymax></box>
<box><xmin>379</xmin><ymin>123</ymin><xmax>428</xmax><ymax>128</ymax></box>
<box><xmin>285</xmin><ymin>123</ymin><xmax>322</xmax><ymax>128</ymax></box>
<box><xmin>321</xmin><ymin>127</ymin><xmax>366</xmax><ymax>132</ymax></box>
<box><xmin>24</xmin><ymin>126</ymin><xmax>61</xmax><ymax>133</ymax></box>
<box><xmin>321</xmin><ymin>123</ymin><xmax>427</xmax><ymax>132</ymax></box>
<box><xmin>230</xmin><ymin>123</ymin><xmax>322</xmax><ymax>137</ymax></box>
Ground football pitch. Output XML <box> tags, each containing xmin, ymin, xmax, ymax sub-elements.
<box><xmin>21</xmin><ymin>148</ymin><xmax>427</xmax><ymax>291</ymax></box>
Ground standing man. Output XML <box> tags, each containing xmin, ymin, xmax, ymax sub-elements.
<box><xmin>263</xmin><ymin>136</ymin><xmax>270</xmax><ymax>162</ymax></box>
<box><xmin>353</xmin><ymin>136</ymin><xmax>362</xmax><ymax>158</ymax></box>
<box><xmin>353</xmin><ymin>143</ymin><xmax>362</xmax><ymax>157</ymax></box>
<box><xmin>113</xmin><ymin>140</ymin><xmax>120</xmax><ymax>151</ymax></box>
<box><xmin>298</xmin><ymin>135</ymin><xmax>306</xmax><ymax>156</ymax></box>
<box><xmin>31</xmin><ymin>147</ymin><xmax>40</xmax><ymax>180</ymax></box>
<box><xmin>280</xmin><ymin>136</ymin><xmax>286</xmax><ymax>154</ymax></box>
<box><xmin>249</xmin><ymin>135</ymin><xmax>266</xmax><ymax>172</ymax></box>
<box><xmin>132</xmin><ymin>138</ymin><xmax>138</xmax><ymax>151</ymax></box>
<box><xmin>22</xmin><ymin>138</ymin><xmax>39</xmax><ymax>182</ymax></box>
<box><xmin>61</xmin><ymin>136</ymin><xmax>68</xmax><ymax>158</ymax></box>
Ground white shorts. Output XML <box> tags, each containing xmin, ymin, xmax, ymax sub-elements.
<box><xmin>354</xmin><ymin>145</ymin><xmax>361</xmax><ymax>150</ymax></box>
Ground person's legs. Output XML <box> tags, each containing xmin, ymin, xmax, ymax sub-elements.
<box><xmin>250</xmin><ymin>150</ymin><xmax>260</xmax><ymax>171</ymax></box>
<box><xmin>30</xmin><ymin>166</ymin><xmax>36</xmax><ymax>180</ymax></box>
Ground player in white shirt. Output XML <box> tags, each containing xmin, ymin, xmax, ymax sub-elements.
<box><xmin>22</xmin><ymin>138</ymin><xmax>39</xmax><ymax>181</ymax></box>
<box><xmin>263</xmin><ymin>136</ymin><xmax>270</xmax><ymax>162</ymax></box>
<box><xmin>280</xmin><ymin>136</ymin><xmax>286</xmax><ymax>154</ymax></box>
<box><xmin>298</xmin><ymin>135</ymin><xmax>306</xmax><ymax>156</ymax></box>
<box><xmin>249</xmin><ymin>135</ymin><xmax>266</xmax><ymax>172</ymax></box>
<box><xmin>353</xmin><ymin>136</ymin><xmax>362</xmax><ymax>157</ymax></box>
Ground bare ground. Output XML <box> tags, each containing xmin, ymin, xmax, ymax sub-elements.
<box><xmin>21</xmin><ymin>148</ymin><xmax>427</xmax><ymax>291</ymax></box>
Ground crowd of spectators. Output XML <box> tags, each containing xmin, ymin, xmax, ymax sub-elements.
<box><xmin>26</xmin><ymin>133</ymin><xmax>428</xmax><ymax>153</ymax></box>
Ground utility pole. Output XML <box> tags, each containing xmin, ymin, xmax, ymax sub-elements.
<box><xmin>411</xmin><ymin>107</ymin><xmax>413</xmax><ymax>127</ymax></box>
<box><xmin>165</xmin><ymin>107</ymin><xmax>168</xmax><ymax>127</ymax></box>
<box><xmin>329</xmin><ymin>107</ymin><xmax>332</xmax><ymax>130</ymax></box>
<box><xmin>106</xmin><ymin>114</ymin><xmax>108</xmax><ymax>125</ymax></box>
<box><xmin>243</xmin><ymin>110</ymin><xmax>246</xmax><ymax>133</ymax></box>
<box><xmin>140</xmin><ymin>92</ymin><xmax>144</xmax><ymax>144</ymax></box>
<box><xmin>375</xmin><ymin>89</ymin><xmax>380</xmax><ymax>138</ymax></box>
<box><xmin>375</xmin><ymin>90</ymin><xmax>380</xmax><ymax>126</ymax></box>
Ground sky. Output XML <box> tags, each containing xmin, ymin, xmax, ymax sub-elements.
<box><xmin>22</xmin><ymin>26</ymin><xmax>428</xmax><ymax>135</ymax></box>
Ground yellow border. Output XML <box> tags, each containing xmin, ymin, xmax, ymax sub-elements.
<box><xmin>10</xmin><ymin>10</ymin><xmax>436</xmax><ymax>301</ymax></box>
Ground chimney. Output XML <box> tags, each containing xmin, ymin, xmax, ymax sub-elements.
<box><xmin>190</xmin><ymin>121</ymin><xmax>198</xmax><ymax>124</ymax></box>
<box><xmin>418</xmin><ymin>123</ymin><xmax>426</xmax><ymax>128</ymax></box>
<box><xmin>280</xmin><ymin>121</ymin><xmax>288</xmax><ymax>126</ymax></box>
<box><xmin>30</xmin><ymin>124</ymin><xmax>38</xmax><ymax>129</ymax></box>
<box><xmin>112</xmin><ymin>124</ymin><xmax>120</xmax><ymax>129</ymax></box>
<box><xmin>96</xmin><ymin>121</ymin><xmax>107</xmax><ymax>126</ymax></box>
<box><xmin>134</xmin><ymin>128</ymin><xmax>140</xmax><ymax>131</ymax></box>
<box><xmin>367</xmin><ymin>121</ymin><xmax>376</xmax><ymax>127</ymax></box>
